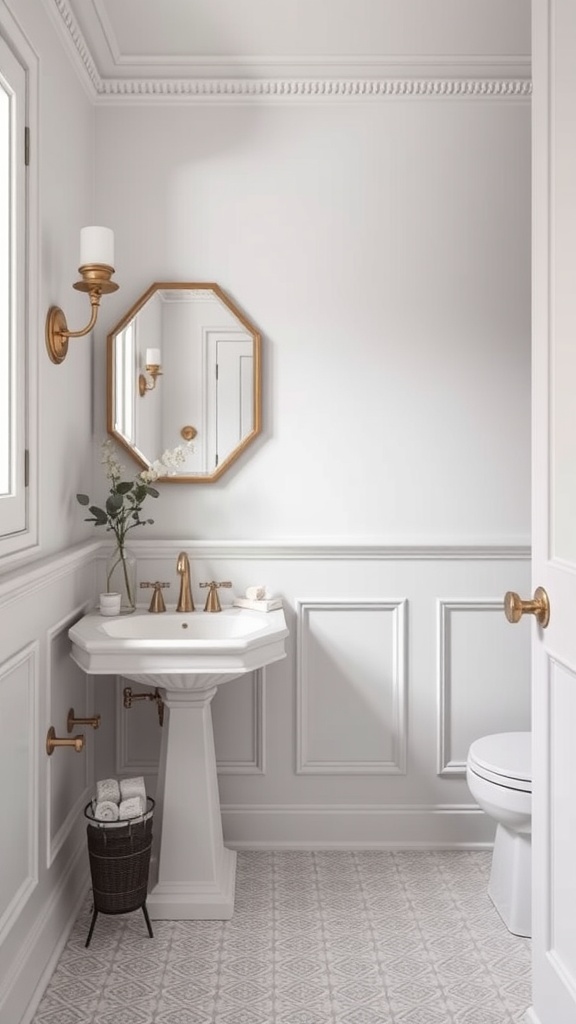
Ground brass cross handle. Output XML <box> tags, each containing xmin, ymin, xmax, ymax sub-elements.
<box><xmin>200</xmin><ymin>581</ymin><xmax>232</xmax><ymax>613</ymax></box>
<box><xmin>504</xmin><ymin>586</ymin><xmax>550</xmax><ymax>628</ymax></box>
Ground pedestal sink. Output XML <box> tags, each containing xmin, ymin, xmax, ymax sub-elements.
<box><xmin>69</xmin><ymin>606</ymin><xmax>288</xmax><ymax>919</ymax></box>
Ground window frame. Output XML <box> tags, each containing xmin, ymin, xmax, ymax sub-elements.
<box><xmin>0</xmin><ymin>9</ymin><xmax>38</xmax><ymax>566</ymax></box>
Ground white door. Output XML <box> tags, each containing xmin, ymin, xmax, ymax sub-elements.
<box><xmin>530</xmin><ymin>1</ymin><xmax>576</xmax><ymax>1020</ymax></box>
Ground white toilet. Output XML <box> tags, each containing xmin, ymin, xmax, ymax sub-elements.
<box><xmin>466</xmin><ymin>731</ymin><xmax>531</xmax><ymax>937</ymax></box>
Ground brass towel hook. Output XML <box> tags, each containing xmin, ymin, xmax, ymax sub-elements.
<box><xmin>67</xmin><ymin>708</ymin><xmax>101</xmax><ymax>733</ymax></box>
<box><xmin>46</xmin><ymin>726</ymin><xmax>84</xmax><ymax>756</ymax></box>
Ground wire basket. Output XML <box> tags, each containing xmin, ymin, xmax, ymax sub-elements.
<box><xmin>84</xmin><ymin>797</ymin><xmax>155</xmax><ymax>946</ymax></box>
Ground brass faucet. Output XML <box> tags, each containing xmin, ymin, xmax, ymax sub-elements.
<box><xmin>176</xmin><ymin>551</ymin><xmax>194</xmax><ymax>612</ymax></box>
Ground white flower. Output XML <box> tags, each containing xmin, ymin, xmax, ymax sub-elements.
<box><xmin>100</xmin><ymin>439</ymin><xmax>123</xmax><ymax>481</ymax></box>
<box><xmin>138</xmin><ymin>442</ymin><xmax>194</xmax><ymax>480</ymax></box>
<box><xmin>139</xmin><ymin>461</ymin><xmax>163</xmax><ymax>483</ymax></box>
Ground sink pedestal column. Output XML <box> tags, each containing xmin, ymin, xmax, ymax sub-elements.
<box><xmin>146</xmin><ymin>686</ymin><xmax>236</xmax><ymax>920</ymax></box>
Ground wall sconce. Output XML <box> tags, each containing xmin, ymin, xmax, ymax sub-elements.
<box><xmin>139</xmin><ymin>348</ymin><xmax>163</xmax><ymax>397</ymax></box>
<box><xmin>45</xmin><ymin>226</ymin><xmax>119</xmax><ymax>365</ymax></box>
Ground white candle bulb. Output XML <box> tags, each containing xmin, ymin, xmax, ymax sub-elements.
<box><xmin>80</xmin><ymin>226</ymin><xmax>114</xmax><ymax>268</ymax></box>
<box><xmin>146</xmin><ymin>348</ymin><xmax>161</xmax><ymax>366</ymax></box>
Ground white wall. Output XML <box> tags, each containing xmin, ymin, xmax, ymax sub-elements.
<box><xmin>94</xmin><ymin>96</ymin><xmax>531</xmax><ymax>543</ymax></box>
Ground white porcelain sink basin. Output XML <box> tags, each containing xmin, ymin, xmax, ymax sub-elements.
<box><xmin>68</xmin><ymin>603</ymin><xmax>289</xmax><ymax>921</ymax></box>
<box><xmin>101</xmin><ymin>609</ymin><xmax>275</xmax><ymax>640</ymax></box>
<box><xmin>69</xmin><ymin>606</ymin><xmax>288</xmax><ymax>686</ymax></box>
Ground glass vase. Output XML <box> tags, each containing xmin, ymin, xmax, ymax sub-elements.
<box><xmin>105</xmin><ymin>544</ymin><xmax>136</xmax><ymax>614</ymax></box>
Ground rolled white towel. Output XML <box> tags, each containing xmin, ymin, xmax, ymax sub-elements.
<box><xmin>120</xmin><ymin>776</ymin><xmax>146</xmax><ymax>804</ymax></box>
<box><xmin>94</xmin><ymin>800</ymin><xmax>119</xmax><ymax>822</ymax></box>
<box><xmin>246</xmin><ymin>585</ymin><xmax>267</xmax><ymax>601</ymax></box>
<box><xmin>96</xmin><ymin>778</ymin><xmax>120</xmax><ymax>804</ymax></box>
<box><xmin>119</xmin><ymin>796</ymin><xmax>144</xmax><ymax>820</ymax></box>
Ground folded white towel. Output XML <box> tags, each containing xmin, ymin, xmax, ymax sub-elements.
<box><xmin>94</xmin><ymin>800</ymin><xmax>119</xmax><ymax>822</ymax></box>
<box><xmin>233</xmin><ymin>597</ymin><xmax>283</xmax><ymax>612</ymax></box>
<box><xmin>246</xmin><ymin>585</ymin><xmax>267</xmax><ymax>601</ymax></box>
<box><xmin>119</xmin><ymin>796</ymin><xmax>144</xmax><ymax>820</ymax></box>
<box><xmin>120</xmin><ymin>776</ymin><xmax>146</xmax><ymax>804</ymax></box>
<box><xmin>96</xmin><ymin>778</ymin><xmax>121</xmax><ymax>804</ymax></box>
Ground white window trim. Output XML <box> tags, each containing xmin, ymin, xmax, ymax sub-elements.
<box><xmin>0</xmin><ymin>2</ymin><xmax>38</xmax><ymax>567</ymax></box>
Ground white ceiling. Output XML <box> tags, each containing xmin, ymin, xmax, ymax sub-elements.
<box><xmin>50</xmin><ymin>0</ymin><xmax>530</xmax><ymax>88</ymax></box>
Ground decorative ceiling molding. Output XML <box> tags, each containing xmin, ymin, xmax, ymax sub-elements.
<box><xmin>96</xmin><ymin>77</ymin><xmax>531</xmax><ymax>102</ymax></box>
<box><xmin>49</xmin><ymin>0</ymin><xmax>531</xmax><ymax>104</ymax></box>
<box><xmin>50</xmin><ymin>0</ymin><xmax>102</xmax><ymax>92</ymax></box>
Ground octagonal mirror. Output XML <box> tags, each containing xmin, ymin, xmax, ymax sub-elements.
<box><xmin>107</xmin><ymin>283</ymin><xmax>261</xmax><ymax>482</ymax></box>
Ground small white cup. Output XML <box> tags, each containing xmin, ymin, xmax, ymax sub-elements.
<box><xmin>99</xmin><ymin>592</ymin><xmax>121</xmax><ymax>616</ymax></box>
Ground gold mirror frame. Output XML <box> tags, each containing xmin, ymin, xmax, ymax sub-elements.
<box><xmin>107</xmin><ymin>282</ymin><xmax>262</xmax><ymax>483</ymax></box>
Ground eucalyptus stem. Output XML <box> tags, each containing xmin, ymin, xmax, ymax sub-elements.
<box><xmin>107</xmin><ymin>544</ymin><xmax>135</xmax><ymax>609</ymax></box>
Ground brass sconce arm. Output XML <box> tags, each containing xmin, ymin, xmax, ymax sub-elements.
<box><xmin>138</xmin><ymin>364</ymin><xmax>163</xmax><ymax>396</ymax></box>
<box><xmin>46</xmin><ymin>265</ymin><xmax>119</xmax><ymax>365</ymax></box>
<box><xmin>139</xmin><ymin>347</ymin><xmax>163</xmax><ymax>397</ymax></box>
<box><xmin>46</xmin><ymin>227</ymin><xmax>119</xmax><ymax>365</ymax></box>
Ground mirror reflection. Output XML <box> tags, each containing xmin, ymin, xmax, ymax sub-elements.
<box><xmin>107</xmin><ymin>283</ymin><xmax>261</xmax><ymax>481</ymax></box>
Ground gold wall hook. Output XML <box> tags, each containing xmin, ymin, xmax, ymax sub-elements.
<box><xmin>67</xmin><ymin>708</ymin><xmax>101</xmax><ymax>733</ymax></box>
<box><xmin>504</xmin><ymin>586</ymin><xmax>550</xmax><ymax>628</ymax></box>
<box><xmin>46</xmin><ymin>726</ymin><xmax>84</xmax><ymax>755</ymax></box>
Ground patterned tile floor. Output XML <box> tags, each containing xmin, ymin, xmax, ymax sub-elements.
<box><xmin>32</xmin><ymin>851</ymin><xmax>531</xmax><ymax>1024</ymax></box>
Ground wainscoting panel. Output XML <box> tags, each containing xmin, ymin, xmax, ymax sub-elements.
<box><xmin>437</xmin><ymin>599</ymin><xmax>531</xmax><ymax>775</ymax></box>
<box><xmin>0</xmin><ymin>644</ymin><xmax>38</xmax><ymax>944</ymax></box>
<box><xmin>116</xmin><ymin>670</ymin><xmax>265</xmax><ymax>775</ymax></box>
<box><xmin>46</xmin><ymin>609</ymin><xmax>93</xmax><ymax>867</ymax></box>
<box><xmin>0</xmin><ymin>542</ymin><xmax>97</xmax><ymax>1024</ymax></box>
<box><xmin>297</xmin><ymin>600</ymin><xmax>407</xmax><ymax>774</ymax></box>
<box><xmin>212</xmin><ymin>670</ymin><xmax>265</xmax><ymax>774</ymax></box>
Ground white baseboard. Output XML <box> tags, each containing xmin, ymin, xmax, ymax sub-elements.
<box><xmin>222</xmin><ymin>803</ymin><xmax>495</xmax><ymax>848</ymax></box>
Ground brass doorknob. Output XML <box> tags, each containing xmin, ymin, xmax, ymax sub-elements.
<box><xmin>504</xmin><ymin>586</ymin><xmax>550</xmax><ymax>628</ymax></box>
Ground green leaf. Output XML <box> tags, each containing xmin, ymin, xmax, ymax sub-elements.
<box><xmin>76</xmin><ymin>493</ymin><xmax>90</xmax><ymax>505</ymax></box>
<box><xmin>106</xmin><ymin>494</ymin><xmax>124</xmax><ymax>514</ymax></box>
<box><xmin>115</xmin><ymin>481</ymin><xmax>133</xmax><ymax>495</ymax></box>
<box><xmin>88</xmin><ymin>507</ymin><xmax>108</xmax><ymax>526</ymax></box>
<box><xmin>146</xmin><ymin>486</ymin><xmax>160</xmax><ymax>498</ymax></box>
<box><xmin>147</xmin><ymin>518</ymin><xmax>154</xmax><ymax>525</ymax></box>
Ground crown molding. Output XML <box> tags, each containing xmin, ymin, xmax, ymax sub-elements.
<box><xmin>95</xmin><ymin>77</ymin><xmax>532</xmax><ymax>104</ymax></box>
<box><xmin>48</xmin><ymin>0</ymin><xmax>531</xmax><ymax>104</ymax></box>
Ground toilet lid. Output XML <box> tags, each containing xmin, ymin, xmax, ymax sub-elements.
<box><xmin>468</xmin><ymin>732</ymin><xmax>531</xmax><ymax>793</ymax></box>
